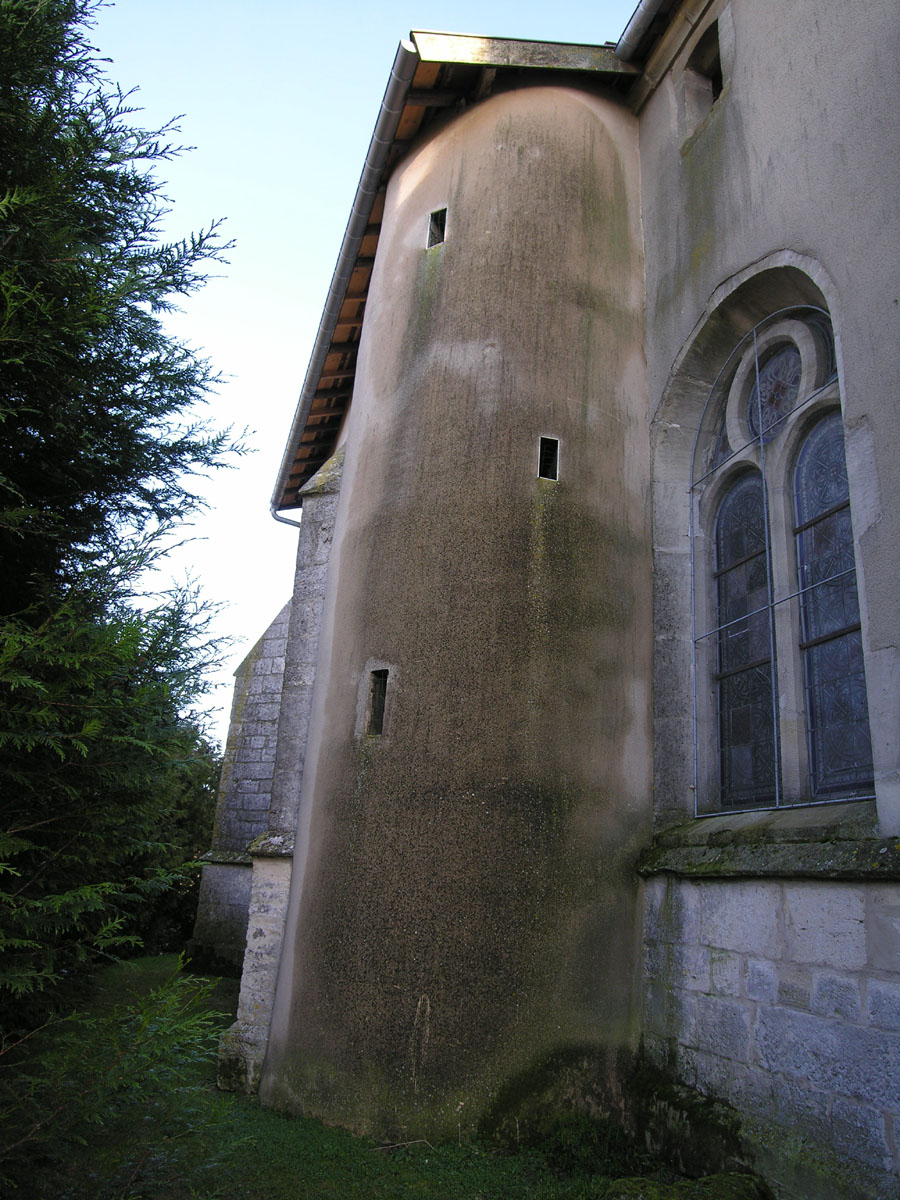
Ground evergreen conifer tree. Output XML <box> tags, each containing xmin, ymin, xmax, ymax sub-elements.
<box><xmin>0</xmin><ymin>0</ymin><xmax>236</xmax><ymax>1028</ymax></box>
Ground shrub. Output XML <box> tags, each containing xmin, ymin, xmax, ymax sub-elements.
<box><xmin>0</xmin><ymin>961</ymin><xmax>233</xmax><ymax>1198</ymax></box>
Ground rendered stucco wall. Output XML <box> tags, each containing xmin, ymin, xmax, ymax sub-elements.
<box><xmin>261</xmin><ymin>85</ymin><xmax>650</xmax><ymax>1137</ymax></box>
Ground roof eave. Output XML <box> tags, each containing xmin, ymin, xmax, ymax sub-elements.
<box><xmin>271</xmin><ymin>31</ymin><xmax>639</xmax><ymax>514</ymax></box>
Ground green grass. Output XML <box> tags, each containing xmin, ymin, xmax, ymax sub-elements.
<box><xmin>0</xmin><ymin>956</ymin><xmax>767</xmax><ymax>1200</ymax></box>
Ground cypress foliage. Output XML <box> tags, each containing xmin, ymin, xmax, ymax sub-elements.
<box><xmin>0</xmin><ymin>0</ymin><xmax>236</xmax><ymax>1028</ymax></box>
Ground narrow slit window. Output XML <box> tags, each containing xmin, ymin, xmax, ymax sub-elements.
<box><xmin>538</xmin><ymin>437</ymin><xmax>559</xmax><ymax>480</ymax></box>
<box><xmin>427</xmin><ymin>208</ymin><xmax>447</xmax><ymax>248</ymax></box>
<box><xmin>682</xmin><ymin>20</ymin><xmax>723</xmax><ymax>139</ymax></box>
<box><xmin>366</xmin><ymin>669</ymin><xmax>388</xmax><ymax>735</ymax></box>
<box><xmin>688</xmin><ymin>21</ymin><xmax>723</xmax><ymax>101</ymax></box>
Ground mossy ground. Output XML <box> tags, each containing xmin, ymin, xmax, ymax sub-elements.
<box><xmin>18</xmin><ymin>956</ymin><xmax>768</xmax><ymax>1199</ymax></box>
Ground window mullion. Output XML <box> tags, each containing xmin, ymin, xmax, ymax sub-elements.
<box><xmin>753</xmin><ymin>327</ymin><xmax>783</xmax><ymax>807</ymax></box>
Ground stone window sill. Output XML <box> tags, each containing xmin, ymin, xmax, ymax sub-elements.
<box><xmin>638</xmin><ymin>800</ymin><xmax>900</xmax><ymax>880</ymax></box>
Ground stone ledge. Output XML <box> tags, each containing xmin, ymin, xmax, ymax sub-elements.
<box><xmin>200</xmin><ymin>850</ymin><xmax>252</xmax><ymax>866</ymax></box>
<box><xmin>640</xmin><ymin>802</ymin><xmax>900</xmax><ymax>880</ymax></box>
<box><xmin>247</xmin><ymin>830</ymin><xmax>295</xmax><ymax>857</ymax></box>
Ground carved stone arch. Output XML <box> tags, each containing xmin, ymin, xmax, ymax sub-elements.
<box><xmin>655</xmin><ymin>254</ymin><xmax>838</xmax><ymax>431</ymax></box>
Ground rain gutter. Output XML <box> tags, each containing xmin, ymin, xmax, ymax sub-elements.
<box><xmin>271</xmin><ymin>38</ymin><xmax>420</xmax><ymax>526</ymax></box>
<box><xmin>615</xmin><ymin>0</ymin><xmax>666</xmax><ymax>61</ymax></box>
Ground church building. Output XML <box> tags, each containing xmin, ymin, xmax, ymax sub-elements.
<box><xmin>192</xmin><ymin>4</ymin><xmax>900</xmax><ymax>1196</ymax></box>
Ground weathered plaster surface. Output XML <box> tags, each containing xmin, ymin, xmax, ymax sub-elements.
<box><xmin>260</xmin><ymin>85</ymin><xmax>650</xmax><ymax>1137</ymax></box>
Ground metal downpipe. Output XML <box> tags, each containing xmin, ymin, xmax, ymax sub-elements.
<box><xmin>615</xmin><ymin>0</ymin><xmax>665</xmax><ymax>61</ymax></box>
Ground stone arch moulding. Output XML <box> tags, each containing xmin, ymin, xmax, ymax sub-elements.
<box><xmin>648</xmin><ymin>252</ymin><xmax>896</xmax><ymax>833</ymax></box>
<box><xmin>654</xmin><ymin>250</ymin><xmax>843</xmax><ymax>431</ymax></box>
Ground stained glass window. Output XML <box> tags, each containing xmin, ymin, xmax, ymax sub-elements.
<box><xmin>747</xmin><ymin>344</ymin><xmax>802</xmax><ymax>441</ymax></box>
<box><xmin>693</xmin><ymin>309</ymin><xmax>871</xmax><ymax>814</ymax></box>
<box><xmin>794</xmin><ymin>413</ymin><xmax>873</xmax><ymax>795</ymax></box>
<box><xmin>715</xmin><ymin>473</ymin><xmax>777</xmax><ymax>806</ymax></box>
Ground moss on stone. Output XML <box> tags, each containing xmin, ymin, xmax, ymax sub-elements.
<box><xmin>299</xmin><ymin>445</ymin><xmax>345</xmax><ymax>498</ymax></box>
<box><xmin>639</xmin><ymin>813</ymin><xmax>900</xmax><ymax>881</ymax></box>
<box><xmin>599</xmin><ymin>1175</ymin><xmax>769</xmax><ymax>1199</ymax></box>
<box><xmin>627</xmin><ymin>1061</ymin><xmax>745</xmax><ymax>1181</ymax></box>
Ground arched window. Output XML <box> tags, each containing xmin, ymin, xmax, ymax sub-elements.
<box><xmin>794</xmin><ymin>413</ymin><xmax>873</xmax><ymax>795</ymax></box>
<box><xmin>714</xmin><ymin>472</ymin><xmax>777</xmax><ymax>807</ymax></box>
<box><xmin>692</xmin><ymin>309</ymin><xmax>873</xmax><ymax>813</ymax></box>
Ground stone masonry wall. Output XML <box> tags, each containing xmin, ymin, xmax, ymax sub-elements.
<box><xmin>643</xmin><ymin>875</ymin><xmax>900</xmax><ymax>1200</ymax></box>
<box><xmin>191</xmin><ymin>862</ymin><xmax>253</xmax><ymax>966</ymax></box>
<box><xmin>213</xmin><ymin>603</ymin><xmax>291</xmax><ymax>854</ymax></box>
<box><xmin>219</xmin><ymin>453</ymin><xmax>343</xmax><ymax>1089</ymax></box>
<box><xmin>191</xmin><ymin>604</ymin><xmax>291</xmax><ymax>966</ymax></box>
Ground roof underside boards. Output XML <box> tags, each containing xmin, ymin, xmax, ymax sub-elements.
<box><xmin>272</xmin><ymin>31</ymin><xmax>640</xmax><ymax>513</ymax></box>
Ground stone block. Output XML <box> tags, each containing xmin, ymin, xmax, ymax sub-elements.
<box><xmin>671</xmin><ymin>987</ymin><xmax>699</xmax><ymax>1047</ymax></box>
<box><xmin>291</xmin><ymin>562</ymin><xmax>328</xmax><ymax>597</ymax></box>
<box><xmin>248</xmin><ymin>670</ymin><xmax>284</xmax><ymax>696</ymax></box>
<box><xmin>642</xmin><ymin>875</ymin><xmax>667</xmax><ymax>944</ymax></box>
<box><xmin>192</xmin><ymin>862</ymin><xmax>253</xmax><ymax>967</ymax></box>
<box><xmin>649</xmin><ymin>877</ymin><xmax>700</xmax><ymax>945</ymax></box>
<box><xmin>699</xmin><ymin>881</ymin><xmax>779</xmax><ymax>957</ymax></box>
<box><xmin>675</xmin><ymin>941</ymin><xmax>711</xmax><ymax>991</ymax></box>
<box><xmin>769</xmin><ymin>1074</ymin><xmax>832</xmax><ymax>1146</ymax></box>
<box><xmin>777</xmin><ymin>963</ymin><xmax>812</xmax><ymax>1010</ymax></box>
<box><xmin>282</xmin><ymin>662</ymin><xmax>317</xmax><ymax>689</ymax></box>
<box><xmin>643</xmin><ymin>958</ymin><xmax>672</xmax><ymax>1037</ymax></box>
<box><xmin>867</xmin><ymin>979</ymin><xmax>900</xmax><ymax>1032</ymax></box>
<box><xmin>234</xmin><ymin>747</ymin><xmax>262</xmax><ymax>764</ymax></box>
<box><xmin>711</xmin><ymin>949</ymin><xmax>742</xmax><ymax>997</ymax></box>
<box><xmin>217</xmin><ymin>1020</ymin><xmax>266</xmax><ymax>1094</ymax></box>
<box><xmin>811</xmin><ymin>971</ymin><xmax>861</xmax><ymax>1022</ymax></box>
<box><xmin>673</xmin><ymin>1040</ymin><xmax>700</xmax><ymax>1088</ymax></box>
<box><xmin>694</xmin><ymin>994</ymin><xmax>751</xmax><ymax>1062</ymax></box>
<box><xmin>679</xmin><ymin>1045</ymin><xmax>771</xmax><ymax>1118</ymax></box>
<box><xmin>641</xmin><ymin>1031</ymin><xmax>670</xmax><ymax>1069</ymax></box>
<box><xmin>830</xmin><ymin>1096</ymin><xmax>892</xmax><ymax>1173</ymax></box>
<box><xmin>745</xmin><ymin>958</ymin><xmax>777</xmax><ymax>1005</ymax></box>
<box><xmin>783</xmin><ymin>882</ymin><xmax>866</xmax><ymax>969</ymax></box>
<box><xmin>866</xmin><ymin>885</ymin><xmax>900</xmax><ymax>972</ymax></box>
<box><xmin>756</xmin><ymin>1007</ymin><xmax>900</xmax><ymax>1108</ymax></box>
<box><xmin>235</xmin><ymin>761</ymin><xmax>276</xmax><ymax>782</ymax></box>
<box><xmin>675</xmin><ymin>880</ymin><xmax>702</xmax><ymax>945</ymax></box>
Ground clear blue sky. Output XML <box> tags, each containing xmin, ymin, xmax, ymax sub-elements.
<box><xmin>90</xmin><ymin>1</ymin><xmax>639</xmax><ymax>744</ymax></box>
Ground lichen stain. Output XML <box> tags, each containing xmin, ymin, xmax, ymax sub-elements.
<box><xmin>266</xmin><ymin>89</ymin><xmax>650</xmax><ymax>1139</ymax></box>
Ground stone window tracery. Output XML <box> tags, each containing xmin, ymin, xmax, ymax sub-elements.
<box><xmin>691</xmin><ymin>308</ymin><xmax>873</xmax><ymax>813</ymax></box>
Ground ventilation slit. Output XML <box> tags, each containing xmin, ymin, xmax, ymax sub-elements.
<box><xmin>427</xmin><ymin>208</ymin><xmax>447</xmax><ymax>247</ymax></box>
<box><xmin>538</xmin><ymin>437</ymin><xmax>559</xmax><ymax>480</ymax></box>
<box><xmin>367</xmin><ymin>669</ymin><xmax>388</xmax><ymax>735</ymax></box>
